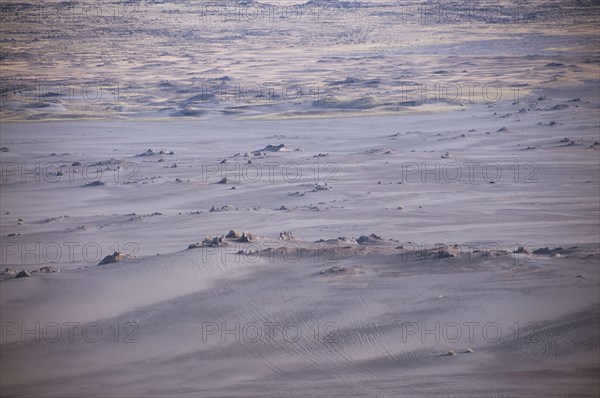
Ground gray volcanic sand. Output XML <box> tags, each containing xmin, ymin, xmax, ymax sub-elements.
<box><xmin>1</xmin><ymin>83</ymin><xmax>599</xmax><ymax>397</ymax></box>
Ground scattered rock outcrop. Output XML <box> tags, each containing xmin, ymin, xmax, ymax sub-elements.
<box><xmin>238</xmin><ymin>231</ymin><xmax>257</xmax><ymax>243</ymax></box>
<box><xmin>84</xmin><ymin>181</ymin><xmax>105</xmax><ymax>187</ymax></box>
<box><xmin>226</xmin><ymin>230</ymin><xmax>241</xmax><ymax>239</ymax></box>
<box><xmin>15</xmin><ymin>270</ymin><xmax>31</xmax><ymax>278</ymax></box>
<box><xmin>320</xmin><ymin>266</ymin><xmax>346</xmax><ymax>274</ymax></box>
<box><xmin>259</xmin><ymin>144</ymin><xmax>290</xmax><ymax>152</ymax></box>
<box><xmin>279</xmin><ymin>231</ymin><xmax>295</xmax><ymax>240</ymax></box>
<box><xmin>98</xmin><ymin>251</ymin><xmax>134</xmax><ymax>265</ymax></box>
<box><xmin>34</xmin><ymin>266</ymin><xmax>59</xmax><ymax>273</ymax></box>
<box><xmin>513</xmin><ymin>247</ymin><xmax>531</xmax><ymax>254</ymax></box>
<box><xmin>137</xmin><ymin>149</ymin><xmax>175</xmax><ymax>157</ymax></box>
<box><xmin>533</xmin><ymin>247</ymin><xmax>564</xmax><ymax>255</ymax></box>
<box><xmin>210</xmin><ymin>205</ymin><xmax>237</xmax><ymax>212</ymax></box>
<box><xmin>357</xmin><ymin>234</ymin><xmax>383</xmax><ymax>245</ymax></box>
<box><xmin>189</xmin><ymin>236</ymin><xmax>228</xmax><ymax>249</ymax></box>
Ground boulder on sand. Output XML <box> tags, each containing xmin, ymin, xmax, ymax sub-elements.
<box><xmin>513</xmin><ymin>246</ymin><xmax>531</xmax><ymax>254</ymax></box>
<box><xmin>238</xmin><ymin>231</ymin><xmax>257</xmax><ymax>243</ymax></box>
<box><xmin>260</xmin><ymin>144</ymin><xmax>290</xmax><ymax>152</ymax></box>
<box><xmin>320</xmin><ymin>266</ymin><xmax>346</xmax><ymax>275</ymax></box>
<box><xmin>279</xmin><ymin>231</ymin><xmax>295</xmax><ymax>240</ymax></box>
<box><xmin>533</xmin><ymin>247</ymin><xmax>564</xmax><ymax>255</ymax></box>
<box><xmin>35</xmin><ymin>266</ymin><xmax>59</xmax><ymax>273</ymax></box>
<box><xmin>98</xmin><ymin>251</ymin><xmax>133</xmax><ymax>265</ymax></box>
<box><xmin>357</xmin><ymin>234</ymin><xmax>383</xmax><ymax>245</ymax></box>
<box><xmin>15</xmin><ymin>270</ymin><xmax>31</xmax><ymax>278</ymax></box>
<box><xmin>84</xmin><ymin>181</ymin><xmax>105</xmax><ymax>187</ymax></box>
<box><xmin>226</xmin><ymin>230</ymin><xmax>241</xmax><ymax>239</ymax></box>
<box><xmin>188</xmin><ymin>236</ymin><xmax>227</xmax><ymax>249</ymax></box>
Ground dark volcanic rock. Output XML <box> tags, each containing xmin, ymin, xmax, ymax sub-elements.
<box><xmin>279</xmin><ymin>231</ymin><xmax>295</xmax><ymax>240</ymax></box>
<box><xmin>15</xmin><ymin>270</ymin><xmax>31</xmax><ymax>278</ymax></box>
<box><xmin>238</xmin><ymin>231</ymin><xmax>257</xmax><ymax>243</ymax></box>
<box><xmin>84</xmin><ymin>180</ymin><xmax>105</xmax><ymax>187</ymax></box>
<box><xmin>533</xmin><ymin>247</ymin><xmax>564</xmax><ymax>255</ymax></box>
<box><xmin>98</xmin><ymin>251</ymin><xmax>133</xmax><ymax>265</ymax></box>
<box><xmin>226</xmin><ymin>230</ymin><xmax>241</xmax><ymax>239</ymax></box>
<box><xmin>320</xmin><ymin>266</ymin><xmax>346</xmax><ymax>274</ymax></box>
<box><xmin>357</xmin><ymin>234</ymin><xmax>383</xmax><ymax>245</ymax></box>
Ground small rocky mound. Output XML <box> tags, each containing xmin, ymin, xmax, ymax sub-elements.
<box><xmin>0</xmin><ymin>146</ymin><xmax>10</xmax><ymax>152</ymax></box>
<box><xmin>34</xmin><ymin>266</ymin><xmax>59</xmax><ymax>273</ymax></box>
<box><xmin>15</xmin><ymin>270</ymin><xmax>31</xmax><ymax>278</ymax></box>
<box><xmin>312</xmin><ymin>184</ymin><xmax>331</xmax><ymax>192</ymax></box>
<box><xmin>136</xmin><ymin>149</ymin><xmax>175</xmax><ymax>157</ymax></box>
<box><xmin>2</xmin><ymin>267</ymin><xmax>17</xmax><ymax>275</ymax></box>
<box><xmin>84</xmin><ymin>181</ymin><xmax>105</xmax><ymax>187</ymax></box>
<box><xmin>226</xmin><ymin>230</ymin><xmax>241</xmax><ymax>239</ymax></box>
<box><xmin>279</xmin><ymin>231</ymin><xmax>295</xmax><ymax>240</ymax></box>
<box><xmin>238</xmin><ymin>231</ymin><xmax>257</xmax><ymax>243</ymax></box>
<box><xmin>513</xmin><ymin>247</ymin><xmax>531</xmax><ymax>254</ymax></box>
<box><xmin>533</xmin><ymin>247</ymin><xmax>564</xmax><ymax>255</ymax></box>
<box><xmin>189</xmin><ymin>236</ymin><xmax>227</xmax><ymax>249</ymax></box>
<box><xmin>437</xmin><ymin>244</ymin><xmax>461</xmax><ymax>258</ymax></box>
<box><xmin>357</xmin><ymin>234</ymin><xmax>383</xmax><ymax>245</ymax></box>
<box><xmin>210</xmin><ymin>205</ymin><xmax>237</xmax><ymax>212</ymax></box>
<box><xmin>316</xmin><ymin>237</ymin><xmax>357</xmax><ymax>244</ymax></box>
<box><xmin>419</xmin><ymin>244</ymin><xmax>460</xmax><ymax>260</ymax></box>
<box><xmin>436</xmin><ymin>249</ymin><xmax>456</xmax><ymax>259</ymax></box>
<box><xmin>259</xmin><ymin>144</ymin><xmax>290</xmax><ymax>152</ymax></box>
<box><xmin>138</xmin><ymin>148</ymin><xmax>157</xmax><ymax>156</ymax></box>
<box><xmin>320</xmin><ymin>266</ymin><xmax>346</xmax><ymax>275</ymax></box>
<box><xmin>98</xmin><ymin>251</ymin><xmax>133</xmax><ymax>265</ymax></box>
